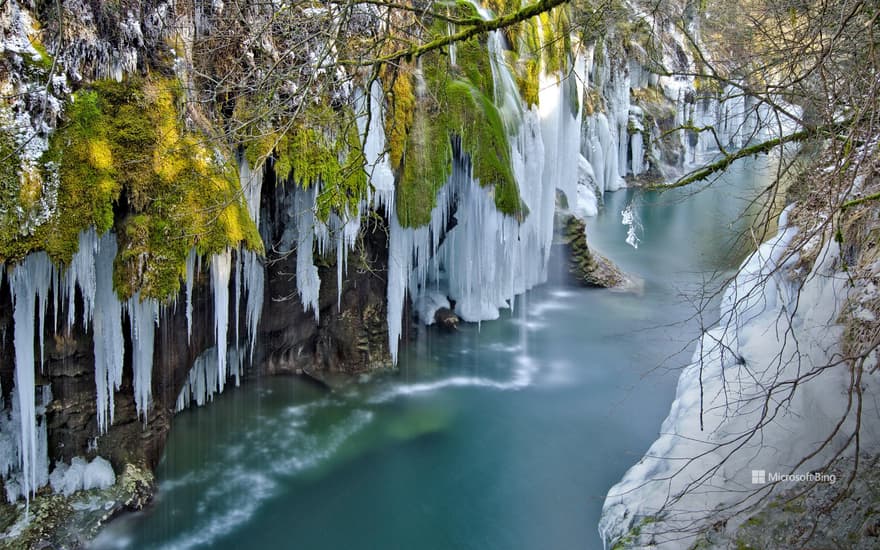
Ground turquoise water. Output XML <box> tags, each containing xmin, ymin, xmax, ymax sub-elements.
<box><xmin>93</xmin><ymin>159</ymin><xmax>774</xmax><ymax>550</ymax></box>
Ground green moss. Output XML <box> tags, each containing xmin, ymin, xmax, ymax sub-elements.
<box><xmin>390</xmin><ymin>9</ymin><xmax>524</xmax><ymax>227</ymax></box>
<box><xmin>28</xmin><ymin>39</ymin><xmax>54</xmax><ymax>72</ymax></box>
<box><xmin>1</xmin><ymin>77</ymin><xmax>261</xmax><ymax>302</ymax></box>
<box><xmin>272</xmin><ymin>101</ymin><xmax>368</xmax><ymax>222</ymax></box>
<box><xmin>0</xmin><ymin>126</ymin><xmax>21</xmax><ymax>232</ymax></box>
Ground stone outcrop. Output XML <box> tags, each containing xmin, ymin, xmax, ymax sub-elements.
<box><xmin>562</xmin><ymin>216</ymin><xmax>626</xmax><ymax>288</ymax></box>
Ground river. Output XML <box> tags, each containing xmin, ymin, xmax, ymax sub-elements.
<box><xmin>92</xmin><ymin>158</ymin><xmax>776</xmax><ymax>550</ymax></box>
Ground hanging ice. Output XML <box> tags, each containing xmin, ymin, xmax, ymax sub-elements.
<box><xmin>8</xmin><ymin>252</ymin><xmax>52</xmax><ymax>501</ymax></box>
<box><xmin>358</xmin><ymin>80</ymin><xmax>395</xmax><ymax>216</ymax></box>
<box><xmin>93</xmin><ymin>232</ymin><xmax>124</xmax><ymax>433</ymax></box>
<box><xmin>211</xmin><ymin>249</ymin><xmax>232</xmax><ymax>388</ymax></box>
<box><xmin>294</xmin><ymin>187</ymin><xmax>321</xmax><ymax>319</ymax></box>
<box><xmin>127</xmin><ymin>293</ymin><xmax>158</xmax><ymax>420</ymax></box>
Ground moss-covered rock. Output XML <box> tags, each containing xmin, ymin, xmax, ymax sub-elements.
<box><xmin>0</xmin><ymin>464</ymin><xmax>154</xmax><ymax>550</ymax></box>
<box><xmin>0</xmin><ymin>77</ymin><xmax>262</xmax><ymax>302</ymax></box>
<box><xmin>387</xmin><ymin>3</ymin><xmax>528</xmax><ymax>227</ymax></box>
<box><xmin>272</xmin><ymin>101</ymin><xmax>368</xmax><ymax>222</ymax></box>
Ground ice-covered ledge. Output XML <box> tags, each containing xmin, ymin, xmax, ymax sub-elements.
<box><xmin>599</xmin><ymin>205</ymin><xmax>880</xmax><ymax>548</ymax></box>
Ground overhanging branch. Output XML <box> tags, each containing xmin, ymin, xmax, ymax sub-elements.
<box><xmin>337</xmin><ymin>0</ymin><xmax>569</xmax><ymax>67</ymax></box>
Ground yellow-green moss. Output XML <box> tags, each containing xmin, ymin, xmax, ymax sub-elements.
<box><xmin>0</xmin><ymin>77</ymin><xmax>261</xmax><ymax>301</ymax></box>
<box><xmin>272</xmin><ymin>101</ymin><xmax>368</xmax><ymax>221</ymax></box>
<box><xmin>0</xmin><ymin>126</ymin><xmax>21</xmax><ymax>236</ymax></box>
<box><xmin>388</xmin><ymin>4</ymin><xmax>525</xmax><ymax>228</ymax></box>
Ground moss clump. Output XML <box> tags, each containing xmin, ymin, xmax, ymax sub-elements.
<box><xmin>0</xmin><ymin>126</ymin><xmax>21</xmax><ymax>233</ymax></box>
<box><xmin>389</xmin><ymin>5</ymin><xmax>524</xmax><ymax>227</ymax></box>
<box><xmin>1</xmin><ymin>77</ymin><xmax>261</xmax><ymax>301</ymax></box>
<box><xmin>272</xmin><ymin>101</ymin><xmax>368</xmax><ymax>222</ymax></box>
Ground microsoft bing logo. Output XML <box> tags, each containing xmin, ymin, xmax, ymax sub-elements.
<box><xmin>751</xmin><ymin>470</ymin><xmax>766</xmax><ymax>484</ymax></box>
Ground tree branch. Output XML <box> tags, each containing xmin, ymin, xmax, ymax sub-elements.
<box><xmin>337</xmin><ymin>0</ymin><xmax>569</xmax><ymax>66</ymax></box>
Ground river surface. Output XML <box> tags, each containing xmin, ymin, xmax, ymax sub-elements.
<box><xmin>93</xmin><ymin>159</ymin><xmax>775</xmax><ymax>550</ymax></box>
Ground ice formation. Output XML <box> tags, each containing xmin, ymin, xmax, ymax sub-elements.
<box><xmin>0</xmin><ymin>0</ymin><xmax>799</xmax><ymax>504</ymax></box>
<box><xmin>49</xmin><ymin>456</ymin><xmax>116</xmax><ymax>496</ymax></box>
<box><xmin>599</xmin><ymin>208</ymin><xmax>880</xmax><ymax>546</ymax></box>
<box><xmin>127</xmin><ymin>293</ymin><xmax>158</xmax><ymax>421</ymax></box>
<box><xmin>92</xmin><ymin>233</ymin><xmax>124</xmax><ymax>434</ymax></box>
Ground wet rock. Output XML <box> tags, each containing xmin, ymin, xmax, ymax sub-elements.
<box><xmin>434</xmin><ymin>308</ymin><xmax>460</xmax><ymax>330</ymax></box>
<box><xmin>562</xmin><ymin>216</ymin><xmax>627</xmax><ymax>288</ymax></box>
<box><xmin>259</xmin><ymin>194</ymin><xmax>395</xmax><ymax>376</ymax></box>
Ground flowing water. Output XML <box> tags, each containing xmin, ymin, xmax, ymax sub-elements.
<box><xmin>93</xmin><ymin>158</ymin><xmax>776</xmax><ymax>550</ymax></box>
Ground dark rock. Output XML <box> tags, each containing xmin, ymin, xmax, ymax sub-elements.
<box><xmin>258</xmin><ymin>179</ymin><xmax>396</xmax><ymax>376</ymax></box>
<box><xmin>434</xmin><ymin>307</ymin><xmax>460</xmax><ymax>330</ymax></box>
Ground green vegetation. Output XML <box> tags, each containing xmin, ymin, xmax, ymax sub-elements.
<box><xmin>0</xmin><ymin>77</ymin><xmax>261</xmax><ymax>301</ymax></box>
<box><xmin>272</xmin><ymin>102</ymin><xmax>368</xmax><ymax>222</ymax></box>
<box><xmin>387</xmin><ymin>3</ymin><xmax>525</xmax><ymax>227</ymax></box>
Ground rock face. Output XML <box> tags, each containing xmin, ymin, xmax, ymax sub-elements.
<box><xmin>562</xmin><ymin>216</ymin><xmax>626</xmax><ymax>288</ymax></box>
<box><xmin>696</xmin><ymin>455</ymin><xmax>880</xmax><ymax>549</ymax></box>
<box><xmin>259</xmin><ymin>180</ymin><xmax>394</xmax><ymax>376</ymax></box>
<box><xmin>0</xmin><ymin>167</ymin><xmax>397</xmax><ymax>536</ymax></box>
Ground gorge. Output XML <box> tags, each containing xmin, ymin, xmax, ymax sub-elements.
<box><xmin>1</xmin><ymin>0</ymin><xmax>878</xmax><ymax>548</ymax></box>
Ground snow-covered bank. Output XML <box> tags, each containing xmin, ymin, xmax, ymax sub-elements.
<box><xmin>599</xmin><ymin>205</ymin><xmax>880</xmax><ymax>547</ymax></box>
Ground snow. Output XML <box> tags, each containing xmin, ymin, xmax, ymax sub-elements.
<box><xmin>599</xmin><ymin>208</ymin><xmax>878</xmax><ymax>547</ymax></box>
<box><xmin>83</xmin><ymin>456</ymin><xmax>116</xmax><ymax>491</ymax></box>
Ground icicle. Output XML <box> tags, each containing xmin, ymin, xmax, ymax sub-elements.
<box><xmin>64</xmin><ymin>229</ymin><xmax>98</xmax><ymax>331</ymax></box>
<box><xmin>237</xmin><ymin>157</ymin><xmax>265</xmax><ymax>364</ymax></box>
<box><xmin>185</xmin><ymin>248</ymin><xmax>197</xmax><ymax>343</ymax></box>
<box><xmin>234</xmin><ymin>248</ymin><xmax>242</xmax><ymax>360</ymax></box>
<box><xmin>9</xmin><ymin>252</ymin><xmax>52</xmax><ymax>501</ymax></box>
<box><xmin>126</xmin><ymin>293</ymin><xmax>158</xmax><ymax>420</ymax></box>
<box><xmin>175</xmin><ymin>347</ymin><xmax>222</xmax><ymax>412</ymax></box>
<box><xmin>93</xmin><ymin>233</ymin><xmax>124</xmax><ymax>434</ymax></box>
<box><xmin>358</xmin><ymin>80</ymin><xmax>395</xmax><ymax>216</ymax></box>
<box><xmin>211</xmin><ymin>249</ymin><xmax>232</xmax><ymax>387</ymax></box>
<box><xmin>242</xmin><ymin>250</ymin><xmax>263</xmax><ymax>363</ymax></box>
<box><xmin>294</xmin><ymin>187</ymin><xmax>321</xmax><ymax>319</ymax></box>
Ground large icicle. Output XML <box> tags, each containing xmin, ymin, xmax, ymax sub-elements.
<box><xmin>185</xmin><ymin>248</ymin><xmax>197</xmax><ymax>343</ymax></box>
<box><xmin>294</xmin><ymin>186</ymin><xmax>321</xmax><ymax>319</ymax></box>
<box><xmin>64</xmin><ymin>229</ymin><xmax>98</xmax><ymax>331</ymax></box>
<box><xmin>211</xmin><ymin>249</ymin><xmax>232</xmax><ymax>388</ymax></box>
<box><xmin>127</xmin><ymin>293</ymin><xmax>158</xmax><ymax>420</ymax></box>
<box><xmin>358</xmin><ymin>81</ymin><xmax>395</xmax><ymax>216</ymax></box>
<box><xmin>92</xmin><ymin>232</ymin><xmax>124</xmax><ymax>433</ymax></box>
<box><xmin>238</xmin><ymin>157</ymin><xmax>265</xmax><ymax>362</ymax></box>
<box><xmin>9</xmin><ymin>252</ymin><xmax>53</xmax><ymax>501</ymax></box>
